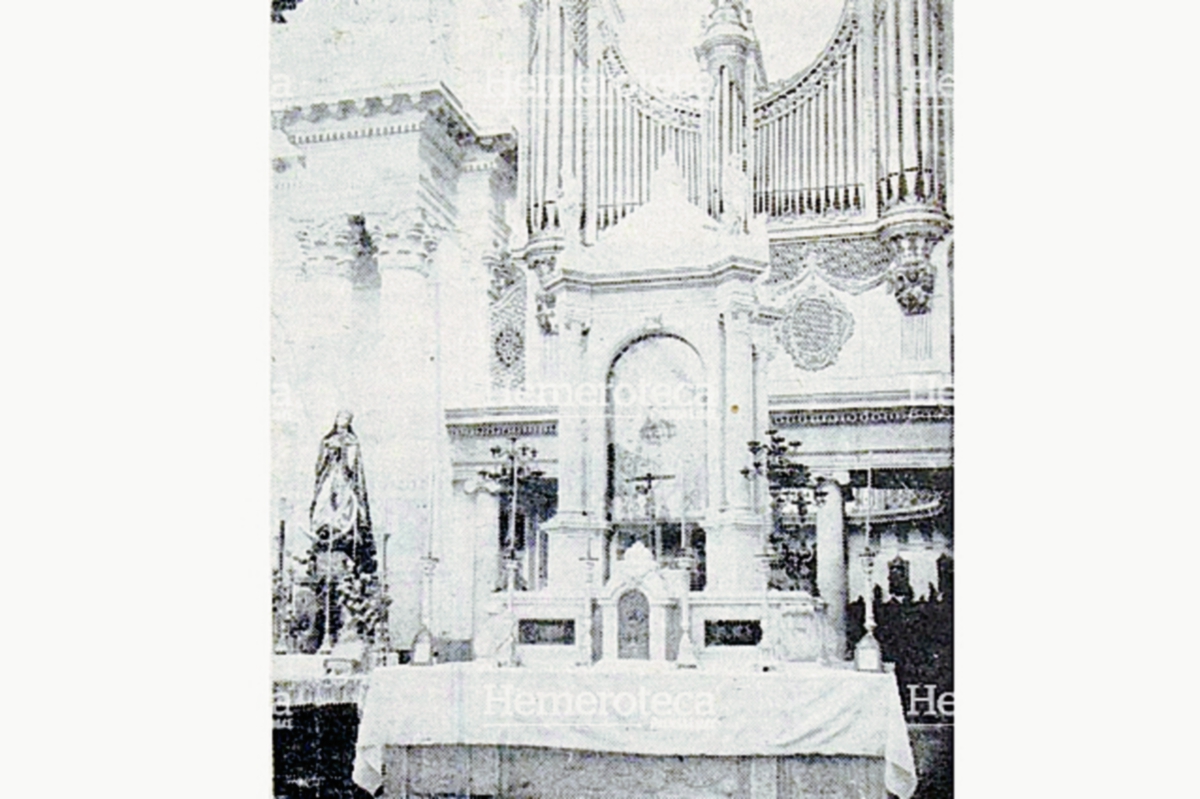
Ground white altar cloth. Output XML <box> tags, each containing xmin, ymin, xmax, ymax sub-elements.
<box><xmin>353</xmin><ymin>662</ymin><xmax>916</xmax><ymax>798</ymax></box>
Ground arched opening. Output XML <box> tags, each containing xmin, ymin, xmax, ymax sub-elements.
<box><xmin>605</xmin><ymin>335</ymin><xmax>707</xmax><ymax>578</ymax></box>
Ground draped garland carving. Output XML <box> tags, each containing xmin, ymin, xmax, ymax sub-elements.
<box><xmin>766</xmin><ymin>237</ymin><xmax>893</xmax><ymax>294</ymax></box>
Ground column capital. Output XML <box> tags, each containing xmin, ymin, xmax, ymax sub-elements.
<box><xmin>880</xmin><ymin>206</ymin><xmax>951</xmax><ymax>316</ymax></box>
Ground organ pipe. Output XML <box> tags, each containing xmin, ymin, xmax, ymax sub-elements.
<box><xmin>523</xmin><ymin>0</ymin><xmax>948</xmax><ymax>241</ymax></box>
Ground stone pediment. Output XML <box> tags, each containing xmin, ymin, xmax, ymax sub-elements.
<box><xmin>560</xmin><ymin>164</ymin><xmax>770</xmax><ymax>288</ymax></box>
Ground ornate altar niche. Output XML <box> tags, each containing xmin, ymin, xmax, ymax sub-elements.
<box><xmin>605</xmin><ymin>334</ymin><xmax>708</xmax><ymax>579</ymax></box>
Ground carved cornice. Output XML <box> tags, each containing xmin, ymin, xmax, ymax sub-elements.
<box><xmin>447</xmin><ymin>420</ymin><xmax>558</xmax><ymax>439</ymax></box>
<box><xmin>286</xmin><ymin>120</ymin><xmax>422</xmax><ymax>145</ymax></box>
<box><xmin>275</xmin><ymin>84</ymin><xmax>517</xmax><ymax>156</ymax></box>
<box><xmin>770</xmin><ymin>405</ymin><xmax>953</xmax><ymax>428</ymax></box>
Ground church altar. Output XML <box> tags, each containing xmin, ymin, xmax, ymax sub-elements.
<box><xmin>352</xmin><ymin>662</ymin><xmax>917</xmax><ymax>798</ymax></box>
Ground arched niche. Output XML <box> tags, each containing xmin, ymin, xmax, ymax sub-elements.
<box><xmin>604</xmin><ymin>334</ymin><xmax>707</xmax><ymax>570</ymax></box>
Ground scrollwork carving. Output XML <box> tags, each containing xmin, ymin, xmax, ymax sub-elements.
<box><xmin>535</xmin><ymin>291</ymin><xmax>557</xmax><ymax>335</ymax></box>
<box><xmin>883</xmin><ymin>227</ymin><xmax>942</xmax><ymax>316</ymax></box>
<box><xmin>888</xmin><ymin>260</ymin><xmax>935</xmax><ymax>316</ymax></box>
<box><xmin>485</xmin><ymin>245</ymin><xmax>518</xmax><ymax>302</ymax></box>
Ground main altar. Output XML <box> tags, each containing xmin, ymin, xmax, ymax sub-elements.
<box><xmin>353</xmin><ymin>662</ymin><xmax>915</xmax><ymax>798</ymax></box>
<box><xmin>271</xmin><ymin>1</ymin><xmax>954</xmax><ymax>796</ymax></box>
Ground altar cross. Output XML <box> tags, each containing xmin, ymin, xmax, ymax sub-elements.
<box><xmin>627</xmin><ymin>472</ymin><xmax>674</xmax><ymax>560</ymax></box>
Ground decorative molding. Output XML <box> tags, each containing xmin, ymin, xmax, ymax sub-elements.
<box><xmin>770</xmin><ymin>387</ymin><xmax>954</xmax><ymax>409</ymax></box>
<box><xmin>766</xmin><ymin>237</ymin><xmax>892</xmax><ymax>293</ymax></box>
<box><xmin>770</xmin><ymin>405</ymin><xmax>953</xmax><ymax>428</ymax></box>
<box><xmin>276</xmin><ymin>86</ymin><xmax>517</xmax><ymax>157</ymax></box>
<box><xmin>447</xmin><ymin>421</ymin><xmax>559</xmax><ymax>439</ymax></box>
<box><xmin>775</xmin><ymin>285</ymin><xmax>855</xmax><ymax>371</ymax></box>
<box><xmin>272</xmin><ymin>677</ymin><xmax>369</xmax><ymax>708</ymax></box>
<box><xmin>286</xmin><ymin>120</ymin><xmax>423</xmax><ymax>145</ymax></box>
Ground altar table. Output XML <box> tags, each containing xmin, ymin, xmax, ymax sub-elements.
<box><xmin>353</xmin><ymin>662</ymin><xmax>916</xmax><ymax>798</ymax></box>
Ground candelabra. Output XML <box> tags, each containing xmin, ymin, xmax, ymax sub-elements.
<box><xmin>854</xmin><ymin>467</ymin><xmax>882</xmax><ymax>671</ymax></box>
<box><xmin>854</xmin><ymin>546</ymin><xmax>882</xmax><ymax>671</ymax></box>
<box><xmin>742</xmin><ymin>431</ymin><xmax>819</xmax><ymax>592</ymax></box>
<box><xmin>479</xmin><ymin>437</ymin><xmax>544</xmax><ymax>593</ymax></box>
<box><xmin>411</xmin><ymin>555</ymin><xmax>439</xmax><ymax>665</ymax></box>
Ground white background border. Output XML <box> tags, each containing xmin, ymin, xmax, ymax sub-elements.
<box><xmin>4</xmin><ymin>1</ymin><xmax>1197</xmax><ymax>796</ymax></box>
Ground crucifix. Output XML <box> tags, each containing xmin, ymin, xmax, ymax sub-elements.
<box><xmin>627</xmin><ymin>471</ymin><xmax>674</xmax><ymax>561</ymax></box>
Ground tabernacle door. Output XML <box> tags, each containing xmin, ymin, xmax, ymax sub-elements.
<box><xmin>617</xmin><ymin>589</ymin><xmax>650</xmax><ymax>659</ymax></box>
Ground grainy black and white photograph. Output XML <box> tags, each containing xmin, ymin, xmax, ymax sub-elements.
<box><xmin>269</xmin><ymin>1</ymin><xmax>952</xmax><ymax>797</ymax></box>
<box><xmin>11</xmin><ymin>2</ymin><xmax>1199</xmax><ymax>798</ymax></box>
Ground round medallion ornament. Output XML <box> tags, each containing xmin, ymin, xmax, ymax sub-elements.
<box><xmin>494</xmin><ymin>326</ymin><xmax>524</xmax><ymax>369</ymax></box>
<box><xmin>777</xmin><ymin>289</ymin><xmax>855</xmax><ymax>371</ymax></box>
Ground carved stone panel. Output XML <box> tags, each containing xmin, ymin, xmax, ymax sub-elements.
<box><xmin>767</xmin><ymin>237</ymin><xmax>893</xmax><ymax>293</ymax></box>
<box><xmin>489</xmin><ymin>250</ymin><xmax>526</xmax><ymax>389</ymax></box>
<box><xmin>776</xmin><ymin>287</ymin><xmax>855</xmax><ymax>371</ymax></box>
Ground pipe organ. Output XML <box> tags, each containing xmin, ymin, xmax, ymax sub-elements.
<box><xmin>520</xmin><ymin>0</ymin><xmax>951</xmax><ymax>244</ymax></box>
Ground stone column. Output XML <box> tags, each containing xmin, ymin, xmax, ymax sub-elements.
<box><xmin>469</xmin><ymin>481</ymin><xmax>501</xmax><ymax>648</ymax></box>
<box><xmin>708</xmin><ymin>306</ymin><xmax>766</xmax><ymax>595</ymax></box>
<box><xmin>815</xmin><ymin>478</ymin><xmax>848</xmax><ymax>659</ymax></box>
<box><xmin>539</xmin><ymin>307</ymin><xmax>602</xmax><ymax>593</ymax></box>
